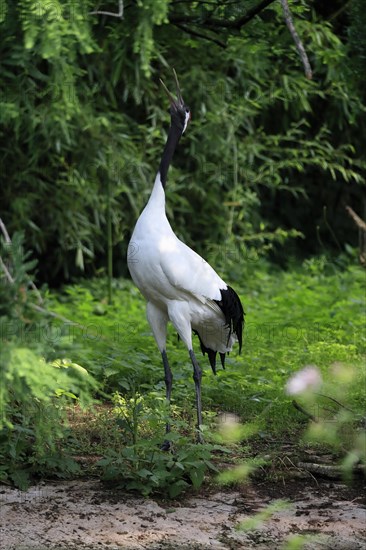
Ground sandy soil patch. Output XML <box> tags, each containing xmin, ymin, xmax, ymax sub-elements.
<box><xmin>1</xmin><ymin>478</ymin><xmax>365</xmax><ymax>549</ymax></box>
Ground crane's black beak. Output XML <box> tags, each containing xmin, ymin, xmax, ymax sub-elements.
<box><xmin>159</xmin><ymin>69</ymin><xmax>185</xmax><ymax>111</ymax></box>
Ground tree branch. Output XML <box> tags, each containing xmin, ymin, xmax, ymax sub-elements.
<box><xmin>174</xmin><ymin>22</ymin><xmax>227</xmax><ymax>48</ymax></box>
<box><xmin>329</xmin><ymin>0</ymin><xmax>353</xmax><ymax>22</ymax></box>
<box><xmin>169</xmin><ymin>0</ymin><xmax>277</xmax><ymax>30</ymax></box>
<box><xmin>0</xmin><ymin>255</ymin><xmax>14</xmax><ymax>284</ymax></box>
<box><xmin>345</xmin><ymin>205</ymin><xmax>366</xmax><ymax>232</ymax></box>
<box><xmin>0</xmin><ymin>218</ymin><xmax>11</xmax><ymax>243</ymax></box>
<box><xmin>280</xmin><ymin>0</ymin><xmax>312</xmax><ymax>79</ymax></box>
<box><xmin>345</xmin><ymin>205</ymin><xmax>366</xmax><ymax>265</ymax></box>
<box><xmin>228</xmin><ymin>0</ymin><xmax>278</xmax><ymax>29</ymax></box>
<box><xmin>90</xmin><ymin>0</ymin><xmax>124</xmax><ymax>18</ymax></box>
<box><xmin>0</xmin><ymin>217</ymin><xmax>43</xmax><ymax>305</ymax></box>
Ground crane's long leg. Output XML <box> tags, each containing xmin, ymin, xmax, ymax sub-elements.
<box><xmin>167</xmin><ymin>302</ymin><xmax>204</xmax><ymax>443</ymax></box>
<box><xmin>189</xmin><ymin>349</ymin><xmax>203</xmax><ymax>443</ymax></box>
<box><xmin>162</xmin><ymin>349</ymin><xmax>173</xmax><ymax>435</ymax></box>
<box><xmin>146</xmin><ymin>303</ymin><xmax>172</xmax><ymax>448</ymax></box>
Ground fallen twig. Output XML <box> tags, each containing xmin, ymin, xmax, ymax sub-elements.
<box><xmin>297</xmin><ymin>462</ymin><xmax>365</xmax><ymax>479</ymax></box>
<box><xmin>315</xmin><ymin>392</ymin><xmax>355</xmax><ymax>414</ymax></box>
<box><xmin>292</xmin><ymin>399</ymin><xmax>317</xmax><ymax>422</ymax></box>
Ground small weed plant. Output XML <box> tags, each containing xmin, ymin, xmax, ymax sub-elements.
<box><xmin>97</xmin><ymin>391</ymin><xmax>222</xmax><ymax>497</ymax></box>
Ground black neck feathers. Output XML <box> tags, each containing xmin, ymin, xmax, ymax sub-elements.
<box><xmin>158</xmin><ymin>123</ymin><xmax>182</xmax><ymax>188</ymax></box>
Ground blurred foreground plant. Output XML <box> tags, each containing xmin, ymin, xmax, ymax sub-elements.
<box><xmin>286</xmin><ymin>363</ymin><xmax>366</xmax><ymax>478</ymax></box>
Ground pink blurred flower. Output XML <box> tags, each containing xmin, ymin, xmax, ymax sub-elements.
<box><xmin>286</xmin><ymin>365</ymin><xmax>322</xmax><ymax>395</ymax></box>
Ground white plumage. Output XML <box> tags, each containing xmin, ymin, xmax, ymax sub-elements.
<box><xmin>128</xmin><ymin>173</ymin><xmax>236</xmax><ymax>354</ymax></box>
<box><xmin>127</xmin><ymin>71</ymin><xmax>244</xmax><ymax>443</ymax></box>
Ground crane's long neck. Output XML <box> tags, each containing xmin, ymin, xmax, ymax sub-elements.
<box><xmin>158</xmin><ymin>122</ymin><xmax>182</xmax><ymax>189</ymax></box>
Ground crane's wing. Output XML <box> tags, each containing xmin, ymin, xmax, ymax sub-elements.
<box><xmin>159</xmin><ymin>234</ymin><xmax>244</xmax><ymax>356</ymax></box>
<box><xmin>158</xmin><ymin>234</ymin><xmax>226</xmax><ymax>304</ymax></box>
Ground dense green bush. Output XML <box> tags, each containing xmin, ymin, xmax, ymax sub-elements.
<box><xmin>0</xmin><ymin>232</ymin><xmax>98</xmax><ymax>488</ymax></box>
<box><xmin>0</xmin><ymin>1</ymin><xmax>365</xmax><ymax>494</ymax></box>
<box><xmin>0</xmin><ymin>1</ymin><xmax>365</xmax><ymax>284</ymax></box>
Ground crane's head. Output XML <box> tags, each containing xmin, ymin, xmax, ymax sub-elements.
<box><xmin>160</xmin><ymin>69</ymin><xmax>191</xmax><ymax>135</ymax></box>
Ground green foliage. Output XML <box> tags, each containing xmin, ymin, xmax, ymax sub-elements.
<box><xmin>0</xmin><ymin>1</ymin><xmax>365</xmax><ymax>283</ymax></box>
<box><xmin>0</xmin><ymin>232</ymin><xmax>98</xmax><ymax>489</ymax></box>
<box><xmin>0</xmin><ymin>231</ymin><xmax>38</xmax><ymax>318</ymax></box>
<box><xmin>347</xmin><ymin>0</ymin><xmax>366</xmax><ymax>86</ymax></box>
<box><xmin>202</xmin><ymin>260</ymin><xmax>365</xmax><ymax>433</ymax></box>
<box><xmin>1</xmin><ymin>252</ymin><xmax>364</xmax><ymax>492</ymax></box>
<box><xmin>99</xmin><ymin>438</ymin><xmax>217</xmax><ymax>498</ymax></box>
<box><xmin>216</xmin><ymin>460</ymin><xmax>259</xmax><ymax>485</ymax></box>
<box><xmin>133</xmin><ymin>0</ymin><xmax>170</xmax><ymax>76</ymax></box>
<box><xmin>1</xmin><ymin>0</ymin><xmax>365</xmax><ymax>495</ymax></box>
<box><xmin>0</xmin><ymin>345</ymin><xmax>97</xmax><ymax>488</ymax></box>
<box><xmin>41</xmin><ymin>258</ymin><xmax>364</xmax><ymax>495</ymax></box>
<box><xmin>282</xmin><ymin>534</ymin><xmax>320</xmax><ymax>550</ymax></box>
<box><xmin>48</xmin><ymin>260</ymin><xmax>365</xmax><ymax>423</ymax></box>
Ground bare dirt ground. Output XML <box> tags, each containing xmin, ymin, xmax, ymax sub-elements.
<box><xmin>1</xmin><ymin>477</ymin><xmax>365</xmax><ymax>550</ymax></box>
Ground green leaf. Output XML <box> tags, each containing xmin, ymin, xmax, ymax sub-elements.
<box><xmin>10</xmin><ymin>469</ymin><xmax>30</xmax><ymax>491</ymax></box>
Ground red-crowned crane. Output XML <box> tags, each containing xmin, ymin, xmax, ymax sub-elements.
<box><xmin>127</xmin><ymin>70</ymin><xmax>244</xmax><ymax>444</ymax></box>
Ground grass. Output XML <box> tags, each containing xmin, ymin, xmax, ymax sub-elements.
<box><xmin>47</xmin><ymin>259</ymin><xmax>365</xmax><ymax>454</ymax></box>
<box><xmin>49</xmin><ymin>259</ymin><xmax>365</xmax><ymax>413</ymax></box>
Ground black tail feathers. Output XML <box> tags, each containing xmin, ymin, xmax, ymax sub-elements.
<box><xmin>193</xmin><ymin>285</ymin><xmax>244</xmax><ymax>372</ymax></box>
<box><xmin>215</xmin><ymin>285</ymin><xmax>244</xmax><ymax>352</ymax></box>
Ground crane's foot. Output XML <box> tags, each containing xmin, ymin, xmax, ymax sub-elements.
<box><xmin>160</xmin><ymin>439</ymin><xmax>172</xmax><ymax>451</ymax></box>
<box><xmin>160</xmin><ymin>421</ymin><xmax>173</xmax><ymax>451</ymax></box>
